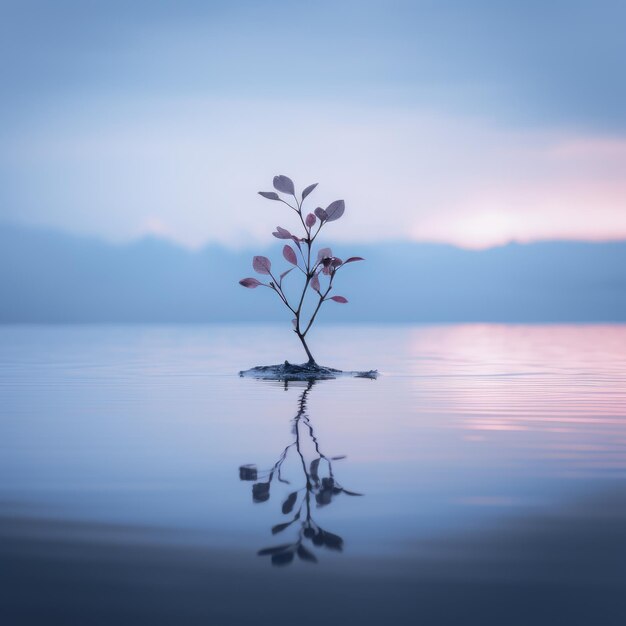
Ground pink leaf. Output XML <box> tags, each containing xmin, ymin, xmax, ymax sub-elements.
<box><xmin>331</xmin><ymin>258</ymin><xmax>343</xmax><ymax>268</ymax></box>
<box><xmin>302</xmin><ymin>183</ymin><xmax>318</xmax><ymax>201</ymax></box>
<box><xmin>272</xmin><ymin>226</ymin><xmax>292</xmax><ymax>239</ymax></box>
<box><xmin>305</xmin><ymin>213</ymin><xmax>316</xmax><ymax>228</ymax></box>
<box><xmin>283</xmin><ymin>245</ymin><xmax>298</xmax><ymax>265</ymax></box>
<box><xmin>259</xmin><ymin>191</ymin><xmax>280</xmax><ymax>200</ymax></box>
<box><xmin>253</xmin><ymin>256</ymin><xmax>272</xmax><ymax>275</ymax></box>
<box><xmin>317</xmin><ymin>247</ymin><xmax>332</xmax><ymax>262</ymax></box>
<box><xmin>280</xmin><ymin>268</ymin><xmax>294</xmax><ymax>281</ymax></box>
<box><xmin>239</xmin><ymin>277</ymin><xmax>262</xmax><ymax>288</ymax></box>
<box><xmin>330</xmin><ymin>295</ymin><xmax>348</xmax><ymax>303</ymax></box>
<box><xmin>273</xmin><ymin>175</ymin><xmax>295</xmax><ymax>195</ymax></box>
<box><xmin>344</xmin><ymin>256</ymin><xmax>365</xmax><ymax>263</ymax></box>
<box><xmin>325</xmin><ymin>199</ymin><xmax>345</xmax><ymax>222</ymax></box>
<box><xmin>310</xmin><ymin>273</ymin><xmax>321</xmax><ymax>292</ymax></box>
<box><xmin>322</xmin><ymin>265</ymin><xmax>331</xmax><ymax>275</ymax></box>
<box><xmin>314</xmin><ymin>207</ymin><xmax>327</xmax><ymax>222</ymax></box>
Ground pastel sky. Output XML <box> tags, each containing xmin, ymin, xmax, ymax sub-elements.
<box><xmin>1</xmin><ymin>0</ymin><xmax>625</xmax><ymax>249</ymax></box>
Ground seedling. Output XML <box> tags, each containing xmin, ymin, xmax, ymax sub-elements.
<box><xmin>239</xmin><ymin>175</ymin><xmax>364</xmax><ymax>365</ymax></box>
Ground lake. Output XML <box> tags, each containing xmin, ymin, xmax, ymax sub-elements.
<box><xmin>1</xmin><ymin>324</ymin><xmax>626</xmax><ymax>625</ymax></box>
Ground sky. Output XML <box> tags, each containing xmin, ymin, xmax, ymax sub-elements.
<box><xmin>1</xmin><ymin>0</ymin><xmax>625</xmax><ymax>249</ymax></box>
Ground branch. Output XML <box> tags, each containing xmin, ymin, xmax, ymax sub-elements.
<box><xmin>302</xmin><ymin>273</ymin><xmax>335</xmax><ymax>336</ymax></box>
<box><xmin>268</xmin><ymin>270</ymin><xmax>296</xmax><ymax>314</ymax></box>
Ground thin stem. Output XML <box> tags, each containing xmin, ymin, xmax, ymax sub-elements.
<box><xmin>268</xmin><ymin>271</ymin><xmax>296</xmax><ymax>315</ymax></box>
<box><xmin>303</xmin><ymin>273</ymin><xmax>335</xmax><ymax>336</ymax></box>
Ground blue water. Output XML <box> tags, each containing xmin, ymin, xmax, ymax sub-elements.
<box><xmin>1</xmin><ymin>324</ymin><xmax>626</xmax><ymax>625</ymax></box>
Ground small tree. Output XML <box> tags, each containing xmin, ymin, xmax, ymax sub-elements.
<box><xmin>239</xmin><ymin>175</ymin><xmax>363</xmax><ymax>366</ymax></box>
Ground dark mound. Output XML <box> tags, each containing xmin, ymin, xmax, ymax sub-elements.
<box><xmin>239</xmin><ymin>361</ymin><xmax>378</xmax><ymax>381</ymax></box>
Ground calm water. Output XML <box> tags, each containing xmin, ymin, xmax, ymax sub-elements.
<box><xmin>1</xmin><ymin>324</ymin><xmax>626</xmax><ymax>625</ymax></box>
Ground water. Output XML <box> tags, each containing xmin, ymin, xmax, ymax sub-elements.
<box><xmin>1</xmin><ymin>324</ymin><xmax>626</xmax><ymax>625</ymax></box>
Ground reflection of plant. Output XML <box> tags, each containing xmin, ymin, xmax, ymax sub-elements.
<box><xmin>239</xmin><ymin>381</ymin><xmax>362</xmax><ymax>566</ymax></box>
<box><xmin>238</xmin><ymin>175</ymin><xmax>364</xmax><ymax>365</ymax></box>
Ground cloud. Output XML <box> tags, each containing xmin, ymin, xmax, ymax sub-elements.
<box><xmin>2</xmin><ymin>96</ymin><xmax>625</xmax><ymax>248</ymax></box>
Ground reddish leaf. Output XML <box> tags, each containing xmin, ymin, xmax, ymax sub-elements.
<box><xmin>283</xmin><ymin>245</ymin><xmax>298</xmax><ymax>265</ymax></box>
<box><xmin>259</xmin><ymin>191</ymin><xmax>280</xmax><ymax>200</ymax></box>
<box><xmin>253</xmin><ymin>256</ymin><xmax>272</xmax><ymax>275</ymax></box>
<box><xmin>273</xmin><ymin>175</ymin><xmax>295</xmax><ymax>195</ymax></box>
<box><xmin>314</xmin><ymin>207</ymin><xmax>327</xmax><ymax>222</ymax></box>
<box><xmin>322</xmin><ymin>265</ymin><xmax>331</xmax><ymax>275</ymax></box>
<box><xmin>317</xmin><ymin>247</ymin><xmax>332</xmax><ymax>262</ymax></box>
<box><xmin>239</xmin><ymin>277</ymin><xmax>262</xmax><ymax>288</ymax></box>
<box><xmin>310</xmin><ymin>274</ymin><xmax>321</xmax><ymax>292</ymax></box>
<box><xmin>280</xmin><ymin>268</ymin><xmax>294</xmax><ymax>281</ymax></box>
<box><xmin>344</xmin><ymin>256</ymin><xmax>365</xmax><ymax>263</ymax></box>
<box><xmin>305</xmin><ymin>213</ymin><xmax>316</xmax><ymax>228</ymax></box>
<box><xmin>272</xmin><ymin>226</ymin><xmax>292</xmax><ymax>239</ymax></box>
<box><xmin>302</xmin><ymin>183</ymin><xmax>318</xmax><ymax>201</ymax></box>
<box><xmin>331</xmin><ymin>258</ymin><xmax>343</xmax><ymax>268</ymax></box>
<box><xmin>330</xmin><ymin>295</ymin><xmax>348</xmax><ymax>303</ymax></box>
<box><xmin>325</xmin><ymin>199</ymin><xmax>345</xmax><ymax>222</ymax></box>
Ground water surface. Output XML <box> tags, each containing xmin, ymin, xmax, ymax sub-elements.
<box><xmin>1</xmin><ymin>324</ymin><xmax>626</xmax><ymax>625</ymax></box>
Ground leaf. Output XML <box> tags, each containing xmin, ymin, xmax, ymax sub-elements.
<box><xmin>239</xmin><ymin>277</ymin><xmax>262</xmax><ymax>288</ymax></box>
<box><xmin>259</xmin><ymin>191</ymin><xmax>280</xmax><ymax>200</ymax></box>
<box><xmin>305</xmin><ymin>213</ymin><xmax>316</xmax><ymax>228</ymax></box>
<box><xmin>297</xmin><ymin>544</ymin><xmax>318</xmax><ymax>563</ymax></box>
<box><xmin>283</xmin><ymin>245</ymin><xmax>298</xmax><ymax>265</ymax></box>
<box><xmin>302</xmin><ymin>183</ymin><xmax>318</xmax><ymax>201</ymax></box>
<box><xmin>325</xmin><ymin>199</ymin><xmax>345</xmax><ymax>222</ymax></box>
<box><xmin>344</xmin><ymin>256</ymin><xmax>365</xmax><ymax>264</ymax></box>
<box><xmin>272</xmin><ymin>522</ymin><xmax>292</xmax><ymax>535</ymax></box>
<box><xmin>330</xmin><ymin>296</ymin><xmax>348</xmax><ymax>303</ymax></box>
<box><xmin>322</xmin><ymin>531</ymin><xmax>344</xmax><ymax>551</ymax></box>
<box><xmin>331</xmin><ymin>258</ymin><xmax>343</xmax><ymax>268</ymax></box>
<box><xmin>310</xmin><ymin>458</ymin><xmax>320</xmax><ymax>482</ymax></box>
<box><xmin>330</xmin><ymin>455</ymin><xmax>346</xmax><ymax>460</ymax></box>
<box><xmin>252</xmin><ymin>482</ymin><xmax>270</xmax><ymax>503</ymax></box>
<box><xmin>273</xmin><ymin>175</ymin><xmax>295</xmax><ymax>195</ymax></box>
<box><xmin>253</xmin><ymin>256</ymin><xmax>272</xmax><ymax>275</ymax></box>
<box><xmin>314</xmin><ymin>207</ymin><xmax>327</xmax><ymax>222</ymax></box>
<box><xmin>312</xmin><ymin>531</ymin><xmax>324</xmax><ymax>546</ymax></box>
<box><xmin>282</xmin><ymin>491</ymin><xmax>298</xmax><ymax>514</ymax></box>
<box><xmin>258</xmin><ymin>544</ymin><xmax>292</xmax><ymax>556</ymax></box>
<box><xmin>280</xmin><ymin>268</ymin><xmax>294</xmax><ymax>282</ymax></box>
<box><xmin>272</xmin><ymin>226</ymin><xmax>293</xmax><ymax>239</ymax></box>
<box><xmin>317</xmin><ymin>247</ymin><xmax>332</xmax><ymax>262</ymax></box>
<box><xmin>271</xmin><ymin>551</ymin><xmax>295</xmax><ymax>566</ymax></box>
<box><xmin>310</xmin><ymin>273</ymin><xmax>320</xmax><ymax>293</ymax></box>
<box><xmin>316</xmin><ymin>489</ymin><xmax>332</xmax><ymax>506</ymax></box>
<box><xmin>239</xmin><ymin>464</ymin><xmax>257</xmax><ymax>480</ymax></box>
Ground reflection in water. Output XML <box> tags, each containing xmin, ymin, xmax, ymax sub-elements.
<box><xmin>2</xmin><ymin>324</ymin><xmax>626</xmax><ymax>624</ymax></box>
<box><xmin>239</xmin><ymin>381</ymin><xmax>361</xmax><ymax>565</ymax></box>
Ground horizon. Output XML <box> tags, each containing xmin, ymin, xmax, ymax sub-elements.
<box><xmin>3</xmin><ymin>218</ymin><xmax>626</xmax><ymax>253</ymax></box>
<box><xmin>2</xmin><ymin>219</ymin><xmax>625</xmax><ymax>324</ymax></box>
